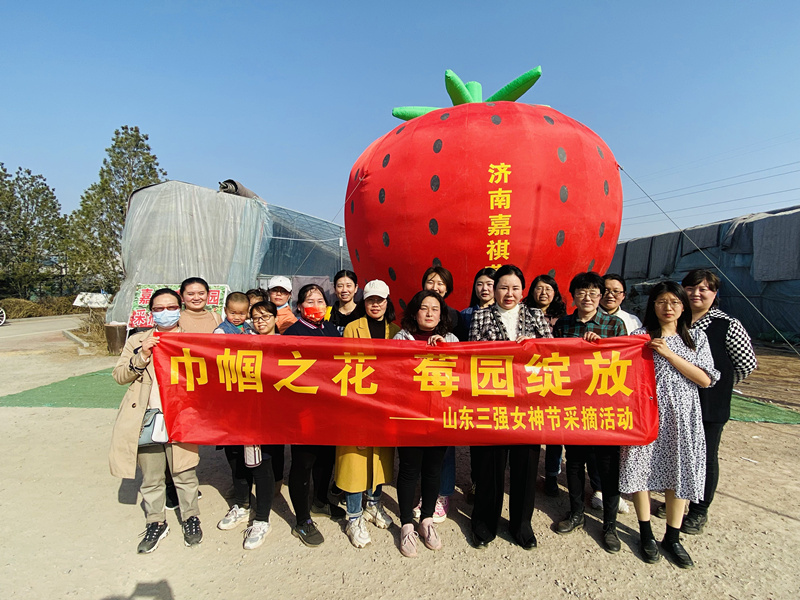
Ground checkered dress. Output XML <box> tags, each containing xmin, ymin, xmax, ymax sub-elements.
<box><xmin>691</xmin><ymin>308</ymin><xmax>757</xmax><ymax>384</ymax></box>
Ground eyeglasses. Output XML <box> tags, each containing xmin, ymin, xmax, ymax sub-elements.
<box><xmin>655</xmin><ymin>300</ymin><xmax>683</xmax><ymax>308</ymax></box>
<box><xmin>533</xmin><ymin>286</ymin><xmax>553</xmax><ymax>294</ymax></box>
<box><xmin>573</xmin><ymin>290</ymin><xmax>601</xmax><ymax>299</ymax></box>
<box><xmin>603</xmin><ymin>289</ymin><xmax>624</xmax><ymax>297</ymax></box>
<box><xmin>252</xmin><ymin>315</ymin><xmax>275</xmax><ymax>323</ymax></box>
<box><xmin>151</xmin><ymin>305</ymin><xmax>180</xmax><ymax>312</ymax></box>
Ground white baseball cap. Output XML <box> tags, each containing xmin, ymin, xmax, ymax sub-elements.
<box><xmin>267</xmin><ymin>275</ymin><xmax>292</xmax><ymax>292</ymax></box>
<box><xmin>363</xmin><ymin>279</ymin><xmax>390</xmax><ymax>299</ymax></box>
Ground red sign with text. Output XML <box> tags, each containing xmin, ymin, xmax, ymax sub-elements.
<box><xmin>152</xmin><ymin>334</ymin><xmax>658</xmax><ymax>447</ymax></box>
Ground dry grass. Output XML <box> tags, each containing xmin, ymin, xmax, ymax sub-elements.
<box><xmin>1</xmin><ymin>297</ymin><xmax>88</xmax><ymax>319</ymax></box>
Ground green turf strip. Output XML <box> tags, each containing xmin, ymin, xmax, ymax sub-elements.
<box><xmin>0</xmin><ymin>368</ymin><xmax>123</xmax><ymax>408</ymax></box>
<box><xmin>2</xmin><ymin>370</ymin><xmax>799</xmax><ymax>424</ymax></box>
<box><xmin>730</xmin><ymin>394</ymin><xmax>800</xmax><ymax>424</ymax></box>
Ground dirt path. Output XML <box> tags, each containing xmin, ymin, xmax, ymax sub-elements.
<box><xmin>1</xmin><ymin>322</ymin><xmax>798</xmax><ymax>598</ymax></box>
<box><xmin>1</xmin><ymin>409</ymin><xmax>798</xmax><ymax>599</ymax></box>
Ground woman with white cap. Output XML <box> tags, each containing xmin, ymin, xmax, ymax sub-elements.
<box><xmin>335</xmin><ymin>280</ymin><xmax>400</xmax><ymax>548</ymax></box>
<box><xmin>267</xmin><ymin>275</ymin><xmax>297</xmax><ymax>333</ymax></box>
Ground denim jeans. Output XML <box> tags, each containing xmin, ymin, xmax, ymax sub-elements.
<box><xmin>544</xmin><ymin>444</ymin><xmax>563</xmax><ymax>477</ymax></box>
<box><xmin>438</xmin><ymin>446</ymin><xmax>456</xmax><ymax>496</ymax></box>
<box><xmin>345</xmin><ymin>486</ymin><xmax>383</xmax><ymax>518</ymax></box>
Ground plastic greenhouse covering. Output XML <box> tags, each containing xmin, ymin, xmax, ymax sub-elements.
<box><xmin>107</xmin><ymin>180</ymin><xmax>351</xmax><ymax>324</ymax></box>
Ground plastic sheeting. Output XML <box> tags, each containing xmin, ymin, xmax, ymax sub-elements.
<box><xmin>613</xmin><ymin>205</ymin><xmax>800</xmax><ymax>339</ymax></box>
<box><xmin>107</xmin><ymin>181</ymin><xmax>272</xmax><ymax>323</ymax></box>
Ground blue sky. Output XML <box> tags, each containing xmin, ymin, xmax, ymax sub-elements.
<box><xmin>2</xmin><ymin>1</ymin><xmax>799</xmax><ymax>241</ymax></box>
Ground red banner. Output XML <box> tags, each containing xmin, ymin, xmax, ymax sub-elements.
<box><xmin>152</xmin><ymin>334</ymin><xmax>658</xmax><ymax>447</ymax></box>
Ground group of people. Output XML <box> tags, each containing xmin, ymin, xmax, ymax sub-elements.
<box><xmin>110</xmin><ymin>264</ymin><xmax>756</xmax><ymax>568</ymax></box>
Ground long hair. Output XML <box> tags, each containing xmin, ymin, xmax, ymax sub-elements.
<box><xmin>468</xmin><ymin>267</ymin><xmax>496</xmax><ymax>307</ymax></box>
<box><xmin>643</xmin><ymin>280</ymin><xmax>695</xmax><ymax>350</ymax></box>
<box><xmin>524</xmin><ymin>274</ymin><xmax>567</xmax><ymax>318</ymax></box>
<box><xmin>401</xmin><ymin>290</ymin><xmax>451</xmax><ymax>336</ymax></box>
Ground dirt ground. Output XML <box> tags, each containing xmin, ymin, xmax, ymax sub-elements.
<box><xmin>1</xmin><ymin>325</ymin><xmax>799</xmax><ymax>599</ymax></box>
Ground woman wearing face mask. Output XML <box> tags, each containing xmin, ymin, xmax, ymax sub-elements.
<box><xmin>393</xmin><ymin>290</ymin><xmax>459</xmax><ymax>557</ymax></box>
<box><xmin>109</xmin><ymin>289</ymin><xmax>203</xmax><ymax>553</ymax></box>
<box><xmin>178</xmin><ymin>277</ymin><xmax>222</xmax><ymax>333</ymax></box>
<box><xmin>335</xmin><ymin>280</ymin><xmax>400</xmax><ymax>549</ymax></box>
<box><xmin>468</xmin><ymin>264</ymin><xmax>552</xmax><ymax>551</ymax></box>
<box><xmin>327</xmin><ymin>270</ymin><xmax>362</xmax><ymax>334</ymax></box>
<box><xmin>282</xmin><ymin>284</ymin><xmax>344</xmax><ymax>546</ymax></box>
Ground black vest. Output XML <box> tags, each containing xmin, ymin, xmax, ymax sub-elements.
<box><xmin>697</xmin><ymin>318</ymin><xmax>734</xmax><ymax>423</ymax></box>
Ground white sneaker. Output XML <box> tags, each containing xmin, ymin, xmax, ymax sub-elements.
<box><xmin>364</xmin><ymin>502</ymin><xmax>393</xmax><ymax>529</ymax></box>
<box><xmin>590</xmin><ymin>491</ymin><xmax>603</xmax><ymax>510</ymax></box>
<box><xmin>243</xmin><ymin>520</ymin><xmax>270</xmax><ymax>550</ymax></box>
<box><xmin>412</xmin><ymin>498</ymin><xmax>422</xmax><ymax>519</ymax></box>
<box><xmin>346</xmin><ymin>516</ymin><xmax>371</xmax><ymax>548</ymax></box>
<box><xmin>617</xmin><ymin>498</ymin><xmax>630</xmax><ymax>514</ymax></box>
<box><xmin>217</xmin><ymin>505</ymin><xmax>249</xmax><ymax>530</ymax></box>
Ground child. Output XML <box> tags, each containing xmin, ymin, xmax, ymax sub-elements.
<box><xmin>213</xmin><ymin>292</ymin><xmax>267</xmax><ymax>549</ymax></box>
<box><xmin>213</xmin><ymin>292</ymin><xmax>256</xmax><ymax>335</ymax></box>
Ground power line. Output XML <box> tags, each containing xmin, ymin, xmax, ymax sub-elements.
<box><xmin>619</xmin><ymin>166</ymin><xmax>800</xmax><ymax>357</ymax></box>
<box><xmin>624</xmin><ymin>167</ymin><xmax>800</xmax><ymax>207</ymax></box>
<box><xmin>621</xmin><ymin>198</ymin><xmax>800</xmax><ymax>229</ymax></box>
<box><xmin>624</xmin><ymin>160</ymin><xmax>800</xmax><ymax>202</ymax></box>
<box><xmin>622</xmin><ymin>186</ymin><xmax>800</xmax><ymax>221</ymax></box>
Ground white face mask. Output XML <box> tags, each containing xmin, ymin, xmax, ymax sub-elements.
<box><xmin>153</xmin><ymin>309</ymin><xmax>181</xmax><ymax>328</ymax></box>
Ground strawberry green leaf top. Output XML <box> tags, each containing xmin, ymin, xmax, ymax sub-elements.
<box><xmin>392</xmin><ymin>67</ymin><xmax>542</xmax><ymax>121</ymax></box>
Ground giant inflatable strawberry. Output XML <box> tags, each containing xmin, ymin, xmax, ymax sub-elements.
<box><xmin>344</xmin><ymin>67</ymin><xmax>622</xmax><ymax>313</ymax></box>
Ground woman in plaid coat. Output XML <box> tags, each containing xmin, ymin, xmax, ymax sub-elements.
<box><xmin>468</xmin><ymin>265</ymin><xmax>552</xmax><ymax>550</ymax></box>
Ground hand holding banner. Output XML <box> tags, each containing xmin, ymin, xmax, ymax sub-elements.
<box><xmin>152</xmin><ymin>333</ymin><xmax>657</xmax><ymax>447</ymax></box>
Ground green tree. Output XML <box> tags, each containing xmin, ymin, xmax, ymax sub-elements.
<box><xmin>68</xmin><ymin>125</ymin><xmax>167</xmax><ymax>292</ymax></box>
<box><xmin>0</xmin><ymin>163</ymin><xmax>66</xmax><ymax>298</ymax></box>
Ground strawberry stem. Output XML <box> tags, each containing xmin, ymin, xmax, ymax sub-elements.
<box><xmin>392</xmin><ymin>67</ymin><xmax>542</xmax><ymax>121</ymax></box>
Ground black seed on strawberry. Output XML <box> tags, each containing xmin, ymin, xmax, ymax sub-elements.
<box><xmin>382</xmin><ymin>154</ymin><xmax>390</xmax><ymax>167</ymax></box>
<box><xmin>388</xmin><ymin>267</ymin><xmax>397</xmax><ymax>281</ymax></box>
<box><xmin>354</xmin><ymin>168</ymin><xmax>360</xmax><ymax>181</ymax></box>
<box><xmin>431</xmin><ymin>175</ymin><xmax>440</xmax><ymax>191</ymax></box>
<box><xmin>350</xmin><ymin>200</ymin><xmax>354</xmax><ymax>213</ymax></box>
<box><xmin>487</xmin><ymin>102</ymin><xmax>495</xmax><ymax>106</ymax></box>
<box><xmin>589</xmin><ymin>259</ymin><xmax>596</xmax><ymax>271</ymax></box>
<box><xmin>597</xmin><ymin>146</ymin><xmax>604</xmax><ymax>159</ymax></box>
<box><xmin>548</xmin><ymin>268</ymin><xmax>556</xmax><ymax>278</ymax></box>
<box><xmin>399</xmin><ymin>299</ymin><xmax>407</xmax><ymax>311</ymax></box>
<box><xmin>604</xmin><ymin>180</ymin><xmax>609</xmax><ymax>195</ymax></box>
<box><xmin>556</xmin><ymin>230</ymin><xmax>565</xmax><ymax>247</ymax></box>
<box><xmin>355</xmin><ymin>249</ymin><xmax>360</xmax><ymax>262</ymax></box>
<box><xmin>599</xmin><ymin>222</ymin><xmax>605</xmax><ymax>237</ymax></box>
<box><xmin>383</xmin><ymin>232</ymin><xmax>390</xmax><ymax>247</ymax></box>
<box><xmin>429</xmin><ymin>219</ymin><xmax>439</xmax><ymax>235</ymax></box>
<box><xmin>433</xmin><ymin>139</ymin><xmax>443</xmax><ymax>153</ymax></box>
<box><xmin>558</xmin><ymin>148</ymin><xmax>567</xmax><ymax>163</ymax></box>
<box><xmin>491</xmin><ymin>115</ymin><xmax>501</xmax><ymax>125</ymax></box>
<box><xmin>441</xmin><ymin>113</ymin><xmax>450</xmax><ymax>120</ymax></box>
<box><xmin>560</xmin><ymin>186</ymin><xmax>568</xmax><ymax>203</ymax></box>
<box><xmin>396</xmin><ymin>126</ymin><xmax>405</xmax><ymax>135</ymax></box>
<box><xmin>433</xmin><ymin>257</ymin><xmax>442</xmax><ymax>267</ymax></box>
<box><xmin>544</xmin><ymin>115</ymin><xmax>555</xmax><ymax>125</ymax></box>
<box><xmin>379</xmin><ymin>188</ymin><xmax>385</xmax><ymax>203</ymax></box>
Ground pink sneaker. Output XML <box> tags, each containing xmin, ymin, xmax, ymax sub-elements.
<box><xmin>419</xmin><ymin>517</ymin><xmax>442</xmax><ymax>551</ymax></box>
<box><xmin>433</xmin><ymin>495</ymin><xmax>449</xmax><ymax>523</ymax></box>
